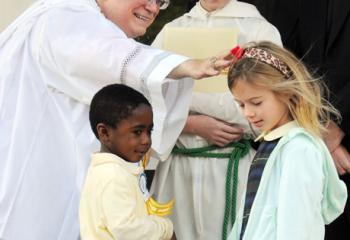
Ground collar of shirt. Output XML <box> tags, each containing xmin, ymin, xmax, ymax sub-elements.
<box><xmin>91</xmin><ymin>152</ymin><xmax>143</xmax><ymax>175</ymax></box>
<box><xmin>254</xmin><ymin>121</ymin><xmax>299</xmax><ymax>142</ymax></box>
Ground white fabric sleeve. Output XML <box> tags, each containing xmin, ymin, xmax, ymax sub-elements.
<box><xmin>36</xmin><ymin>7</ymin><xmax>192</xmax><ymax>158</ymax></box>
<box><xmin>37</xmin><ymin>8</ymin><xmax>186</xmax><ymax>103</ymax></box>
<box><xmin>276</xmin><ymin>137</ymin><xmax>325</xmax><ymax>240</ymax></box>
<box><xmin>245</xmin><ymin>19</ymin><xmax>283</xmax><ymax>46</ymax></box>
<box><xmin>190</xmin><ymin>92</ymin><xmax>258</xmax><ymax>136</ymax></box>
<box><xmin>101</xmin><ymin>179</ymin><xmax>173</xmax><ymax>240</ymax></box>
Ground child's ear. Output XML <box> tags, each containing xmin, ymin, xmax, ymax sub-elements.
<box><xmin>96</xmin><ymin>123</ymin><xmax>110</xmax><ymax>143</ymax></box>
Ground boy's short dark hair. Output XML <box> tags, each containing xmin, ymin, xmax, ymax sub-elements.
<box><xmin>89</xmin><ymin>84</ymin><xmax>151</xmax><ymax>139</ymax></box>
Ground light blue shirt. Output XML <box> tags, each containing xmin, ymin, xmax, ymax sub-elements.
<box><xmin>229</xmin><ymin>121</ymin><xmax>347</xmax><ymax>240</ymax></box>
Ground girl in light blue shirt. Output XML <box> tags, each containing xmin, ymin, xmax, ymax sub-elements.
<box><xmin>227</xmin><ymin>41</ymin><xmax>347</xmax><ymax>240</ymax></box>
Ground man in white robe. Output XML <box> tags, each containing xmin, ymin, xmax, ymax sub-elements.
<box><xmin>0</xmin><ymin>0</ymin><xmax>231</xmax><ymax>239</ymax></box>
<box><xmin>150</xmin><ymin>1</ymin><xmax>282</xmax><ymax>239</ymax></box>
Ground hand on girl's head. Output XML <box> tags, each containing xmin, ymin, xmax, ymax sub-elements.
<box><xmin>209</xmin><ymin>50</ymin><xmax>238</xmax><ymax>75</ymax></box>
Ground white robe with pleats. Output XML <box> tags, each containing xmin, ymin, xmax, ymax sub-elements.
<box><xmin>151</xmin><ymin>1</ymin><xmax>282</xmax><ymax>240</ymax></box>
<box><xmin>0</xmin><ymin>0</ymin><xmax>193</xmax><ymax>239</ymax></box>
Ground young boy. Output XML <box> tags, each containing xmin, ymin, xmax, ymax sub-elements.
<box><xmin>79</xmin><ymin>84</ymin><xmax>175</xmax><ymax>240</ymax></box>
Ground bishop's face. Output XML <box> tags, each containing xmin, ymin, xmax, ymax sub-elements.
<box><xmin>200</xmin><ymin>0</ymin><xmax>231</xmax><ymax>12</ymax></box>
<box><xmin>97</xmin><ymin>0</ymin><xmax>160</xmax><ymax>38</ymax></box>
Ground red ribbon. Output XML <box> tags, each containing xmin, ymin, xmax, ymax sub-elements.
<box><xmin>230</xmin><ymin>46</ymin><xmax>244</xmax><ymax>59</ymax></box>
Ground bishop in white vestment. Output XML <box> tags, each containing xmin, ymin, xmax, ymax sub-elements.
<box><xmin>0</xmin><ymin>0</ymin><xmax>197</xmax><ymax>239</ymax></box>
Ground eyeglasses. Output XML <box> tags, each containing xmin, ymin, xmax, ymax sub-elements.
<box><xmin>148</xmin><ymin>0</ymin><xmax>170</xmax><ymax>10</ymax></box>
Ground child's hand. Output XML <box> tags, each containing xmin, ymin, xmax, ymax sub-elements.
<box><xmin>170</xmin><ymin>232</ymin><xmax>177</xmax><ymax>240</ymax></box>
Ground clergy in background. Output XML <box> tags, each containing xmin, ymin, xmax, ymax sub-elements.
<box><xmin>150</xmin><ymin>0</ymin><xmax>281</xmax><ymax>239</ymax></box>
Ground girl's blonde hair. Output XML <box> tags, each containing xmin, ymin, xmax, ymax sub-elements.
<box><xmin>228</xmin><ymin>41</ymin><xmax>341</xmax><ymax>137</ymax></box>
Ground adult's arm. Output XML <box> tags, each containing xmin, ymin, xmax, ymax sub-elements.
<box><xmin>324</xmin><ymin>121</ymin><xmax>350</xmax><ymax>175</ymax></box>
<box><xmin>35</xmin><ymin>6</ymin><xmax>192</xmax><ymax>159</ymax></box>
<box><xmin>331</xmin><ymin>145</ymin><xmax>350</xmax><ymax>175</ymax></box>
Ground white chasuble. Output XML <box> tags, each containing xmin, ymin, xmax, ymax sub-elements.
<box><xmin>0</xmin><ymin>0</ymin><xmax>193</xmax><ymax>239</ymax></box>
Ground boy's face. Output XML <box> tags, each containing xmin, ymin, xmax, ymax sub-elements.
<box><xmin>101</xmin><ymin>104</ymin><xmax>153</xmax><ymax>162</ymax></box>
<box><xmin>97</xmin><ymin>0</ymin><xmax>160</xmax><ymax>38</ymax></box>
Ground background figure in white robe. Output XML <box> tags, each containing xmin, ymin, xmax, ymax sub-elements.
<box><xmin>151</xmin><ymin>0</ymin><xmax>282</xmax><ymax>239</ymax></box>
<box><xmin>0</xmin><ymin>0</ymin><xmax>232</xmax><ymax>239</ymax></box>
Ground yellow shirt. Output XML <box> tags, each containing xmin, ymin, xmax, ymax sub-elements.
<box><xmin>79</xmin><ymin>153</ymin><xmax>173</xmax><ymax>240</ymax></box>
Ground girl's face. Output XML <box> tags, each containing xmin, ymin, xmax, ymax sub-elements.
<box><xmin>102</xmin><ymin>104</ymin><xmax>153</xmax><ymax>162</ymax></box>
<box><xmin>97</xmin><ymin>0</ymin><xmax>160</xmax><ymax>38</ymax></box>
<box><xmin>200</xmin><ymin>0</ymin><xmax>231</xmax><ymax>12</ymax></box>
<box><xmin>231</xmin><ymin>79</ymin><xmax>292</xmax><ymax>132</ymax></box>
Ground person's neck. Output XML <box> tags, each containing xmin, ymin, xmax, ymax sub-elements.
<box><xmin>199</xmin><ymin>1</ymin><xmax>227</xmax><ymax>13</ymax></box>
<box><xmin>200</xmin><ymin>4</ymin><xmax>216</xmax><ymax>13</ymax></box>
<box><xmin>99</xmin><ymin>144</ymin><xmax>138</xmax><ymax>163</ymax></box>
<box><xmin>100</xmin><ymin>144</ymin><xmax>111</xmax><ymax>154</ymax></box>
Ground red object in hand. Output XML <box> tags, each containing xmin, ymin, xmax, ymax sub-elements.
<box><xmin>230</xmin><ymin>46</ymin><xmax>244</xmax><ymax>59</ymax></box>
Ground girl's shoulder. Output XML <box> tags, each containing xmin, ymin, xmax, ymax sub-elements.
<box><xmin>280</xmin><ymin>127</ymin><xmax>324</xmax><ymax>150</ymax></box>
<box><xmin>277</xmin><ymin>127</ymin><xmax>329</xmax><ymax>166</ymax></box>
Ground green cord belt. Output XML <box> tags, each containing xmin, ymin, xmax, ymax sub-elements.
<box><xmin>172</xmin><ymin>139</ymin><xmax>251</xmax><ymax>240</ymax></box>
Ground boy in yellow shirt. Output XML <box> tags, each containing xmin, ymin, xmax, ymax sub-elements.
<box><xmin>79</xmin><ymin>84</ymin><xmax>175</xmax><ymax>240</ymax></box>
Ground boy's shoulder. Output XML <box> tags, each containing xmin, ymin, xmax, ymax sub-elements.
<box><xmin>90</xmin><ymin>153</ymin><xmax>142</xmax><ymax>180</ymax></box>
